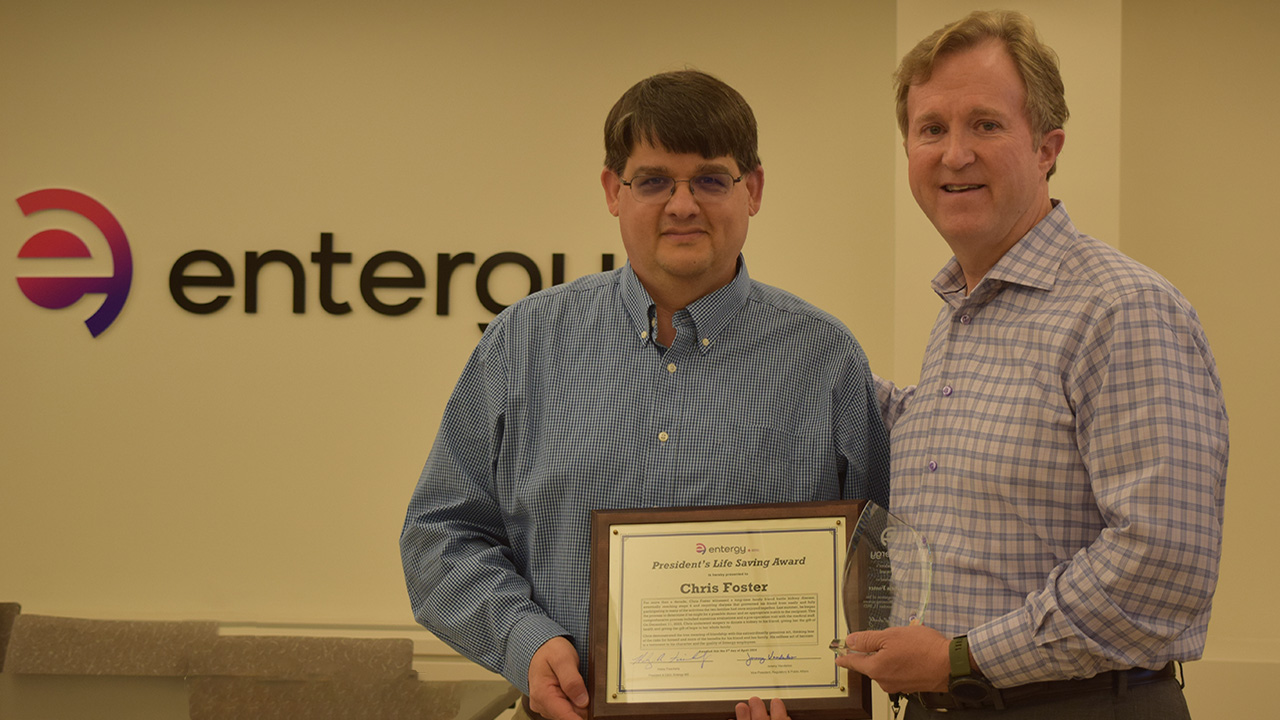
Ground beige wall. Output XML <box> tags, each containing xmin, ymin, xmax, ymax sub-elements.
<box><xmin>2</xmin><ymin>1</ymin><xmax>1271</xmax><ymax>717</ymax></box>
<box><xmin>0</xmin><ymin>0</ymin><xmax>895</xmax><ymax>637</ymax></box>
<box><xmin>1120</xmin><ymin>2</ymin><xmax>1278</xmax><ymax>717</ymax></box>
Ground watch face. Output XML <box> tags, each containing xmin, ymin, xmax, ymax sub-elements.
<box><xmin>949</xmin><ymin>676</ymin><xmax>993</xmax><ymax>703</ymax></box>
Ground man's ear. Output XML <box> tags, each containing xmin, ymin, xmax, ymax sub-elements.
<box><xmin>601</xmin><ymin>167</ymin><xmax>622</xmax><ymax>217</ymax></box>
<box><xmin>1038</xmin><ymin>128</ymin><xmax>1065</xmax><ymax>177</ymax></box>
<box><xmin>745</xmin><ymin>165</ymin><xmax>764</xmax><ymax>217</ymax></box>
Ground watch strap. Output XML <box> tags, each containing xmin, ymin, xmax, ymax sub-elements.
<box><xmin>949</xmin><ymin>635</ymin><xmax>972</xmax><ymax>678</ymax></box>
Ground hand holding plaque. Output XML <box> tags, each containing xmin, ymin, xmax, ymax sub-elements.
<box><xmin>830</xmin><ymin>502</ymin><xmax>932</xmax><ymax>655</ymax></box>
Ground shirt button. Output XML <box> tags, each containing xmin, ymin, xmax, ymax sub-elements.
<box><xmin>702</xmin><ymin>338</ymin><xmax>710</xmax><ymax>347</ymax></box>
<box><xmin>667</xmin><ymin>363</ymin><xmax>677</xmax><ymax>373</ymax></box>
<box><xmin>942</xmin><ymin>385</ymin><xmax>953</xmax><ymax>397</ymax></box>
<box><xmin>959</xmin><ymin>314</ymin><xmax>972</xmax><ymax>325</ymax></box>
<box><xmin>658</xmin><ymin>431</ymin><xmax>670</xmax><ymax>442</ymax></box>
<box><xmin>640</xmin><ymin>331</ymin><xmax>648</xmax><ymax>339</ymax></box>
<box><xmin>928</xmin><ymin>460</ymin><xmax>938</xmax><ymax>472</ymax></box>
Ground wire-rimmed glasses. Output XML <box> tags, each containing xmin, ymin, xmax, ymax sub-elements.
<box><xmin>620</xmin><ymin>173</ymin><xmax>743</xmax><ymax>203</ymax></box>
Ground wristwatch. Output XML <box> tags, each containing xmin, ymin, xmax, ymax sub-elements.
<box><xmin>948</xmin><ymin>635</ymin><xmax>996</xmax><ymax>704</ymax></box>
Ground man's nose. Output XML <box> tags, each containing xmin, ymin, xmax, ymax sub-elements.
<box><xmin>664</xmin><ymin>180</ymin><xmax>701</xmax><ymax>215</ymax></box>
<box><xmin>942</xmin><ymin>133</ymin><xmax>976</xmax><ymax>170</ymax></box>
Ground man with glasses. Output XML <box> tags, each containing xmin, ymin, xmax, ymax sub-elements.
<box><xmin>401</xmin><ymin>70</ymin><xmax>890</xmax><ymax>720</ymax></box>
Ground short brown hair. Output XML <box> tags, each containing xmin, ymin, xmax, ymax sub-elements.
<box><xmin>603</xmin><ymin>70</ymin><xmax>760</xmax><ymax>177</ymax></box>
<box><xmin>895</xmin><ymin>10</ymin><xmax>1069</xmax><ymax>176</ymax></box>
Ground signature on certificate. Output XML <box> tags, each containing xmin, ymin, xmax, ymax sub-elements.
<box><xmin>744</xmin><ymin>650</ymin><xmax>799</xmax><ymax>667</ymax></box>
<box><xmin>630</xmin><ymin>650</ymin><xmax>713</xmax><ymax>669</ymax></box>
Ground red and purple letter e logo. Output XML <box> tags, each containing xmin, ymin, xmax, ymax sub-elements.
<box><xmin>15</xmin><ymin>189</ymin><xmax>133</xmax><ymax>337</ymax></box>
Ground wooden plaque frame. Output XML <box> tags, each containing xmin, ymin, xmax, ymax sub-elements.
<box><xmin>586</xmin><ymin>500</ymin><xmax>870</xmax><ymax>720</ymax></box>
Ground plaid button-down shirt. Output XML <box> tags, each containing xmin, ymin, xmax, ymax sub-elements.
<box><xmin>880</xmin><ymin>202</ymin><xmax>1228</xmax><ymax>688</ymax></box>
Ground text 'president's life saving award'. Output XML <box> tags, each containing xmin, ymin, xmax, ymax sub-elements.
<box><xmin>587</xmin><ymin>501</ymin><xmax>872</xmax><ymax>720</ymax></box>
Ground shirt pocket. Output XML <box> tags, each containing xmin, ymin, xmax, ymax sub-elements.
<box><xmin>685</xmin><ymin>424</ymin><xmax>838</xmax><ymax>505</ymax></box>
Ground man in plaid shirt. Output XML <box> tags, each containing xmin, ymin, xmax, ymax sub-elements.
<box><xmin>742</xmin><ymin>10</ymin><xmax>1229</xmax><ymax>720</ymax></box>
<box><xmin>828</xmin><ymin>11</ymin><xmax>1228</xmax><ymax>720</ymax></box>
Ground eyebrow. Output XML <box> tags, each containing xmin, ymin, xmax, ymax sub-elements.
<box><xmin>911</xmin><ymin>111</ymin><xmax>944</xmax><ymax>128</ymax></box>
<box><xmin>912</xmin><ymin>105</ymin><xmax>1011</xmax><ymax>128</ymax></box>
<box><xmin>966</xmin><ymin>105</ymin><xmax>1010</xmax><ymax>121</ymax></box>
<box><xmin>630</xmin><ymin>162</ymin><xmax>736</xmax><ymax>177</ymax></box>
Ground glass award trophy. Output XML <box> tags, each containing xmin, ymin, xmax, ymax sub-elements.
<box><xmin>830</xmin><ymin>502</ymin><xmax>932</xmax><ymax>654</ymax></box>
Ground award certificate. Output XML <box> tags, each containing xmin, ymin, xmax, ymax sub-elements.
<box><xmin>587</xmin><ymin>501</ymin><xmax>870</xmax><ymax>720</ymax></box>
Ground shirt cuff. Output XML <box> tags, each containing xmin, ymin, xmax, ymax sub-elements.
<box><xmin>967</xmin><ymin>596</ymin><xmax>1104</xmax><ymax>688</ymax></box>
<box><xmin>504</xmin><ymin>613</ymin><xmax>573</xmax><ymax>694</ymax></box>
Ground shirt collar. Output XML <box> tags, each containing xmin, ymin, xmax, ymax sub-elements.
<box><xmin>619</xmin><ymin>256</ymin><xmax>753</xmax><ymax>351</ymax></box>
<box><xmin>619</xmin><ymin>263</ymin><xmax>658</xmax><ymax>345</ymax></box>
<box><xmin>931</xmin><ymin>200</ymin><xmax>1077</xmax><ymax>304</ymax></box>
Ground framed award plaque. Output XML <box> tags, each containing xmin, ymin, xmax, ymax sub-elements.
<box><xmin>586</xmin><ymin>500</ymin><xmax>871</xmax><ymax>720</ymax></box>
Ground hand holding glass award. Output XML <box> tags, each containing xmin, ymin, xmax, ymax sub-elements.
<box><xmin>829</xmin><ymin>502</ymin><xmax>932</xmax><ymax>655</ymax></box>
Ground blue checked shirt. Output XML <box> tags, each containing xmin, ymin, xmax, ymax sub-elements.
<box><xmin>879</xmin><ymin>202</ymin><xmax>1228</xmax><ymax>688</ymax></box>
<box><xmin>401</xmin><ymin>259</ymin><xmax>890</xmax><ymax>692</ymax></box>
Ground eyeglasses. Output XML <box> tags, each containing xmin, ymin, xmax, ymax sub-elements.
<box><xmin>620</xmin><ymin>173</ymin><xmax>743</xmax><ymax>204</ymax></box>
